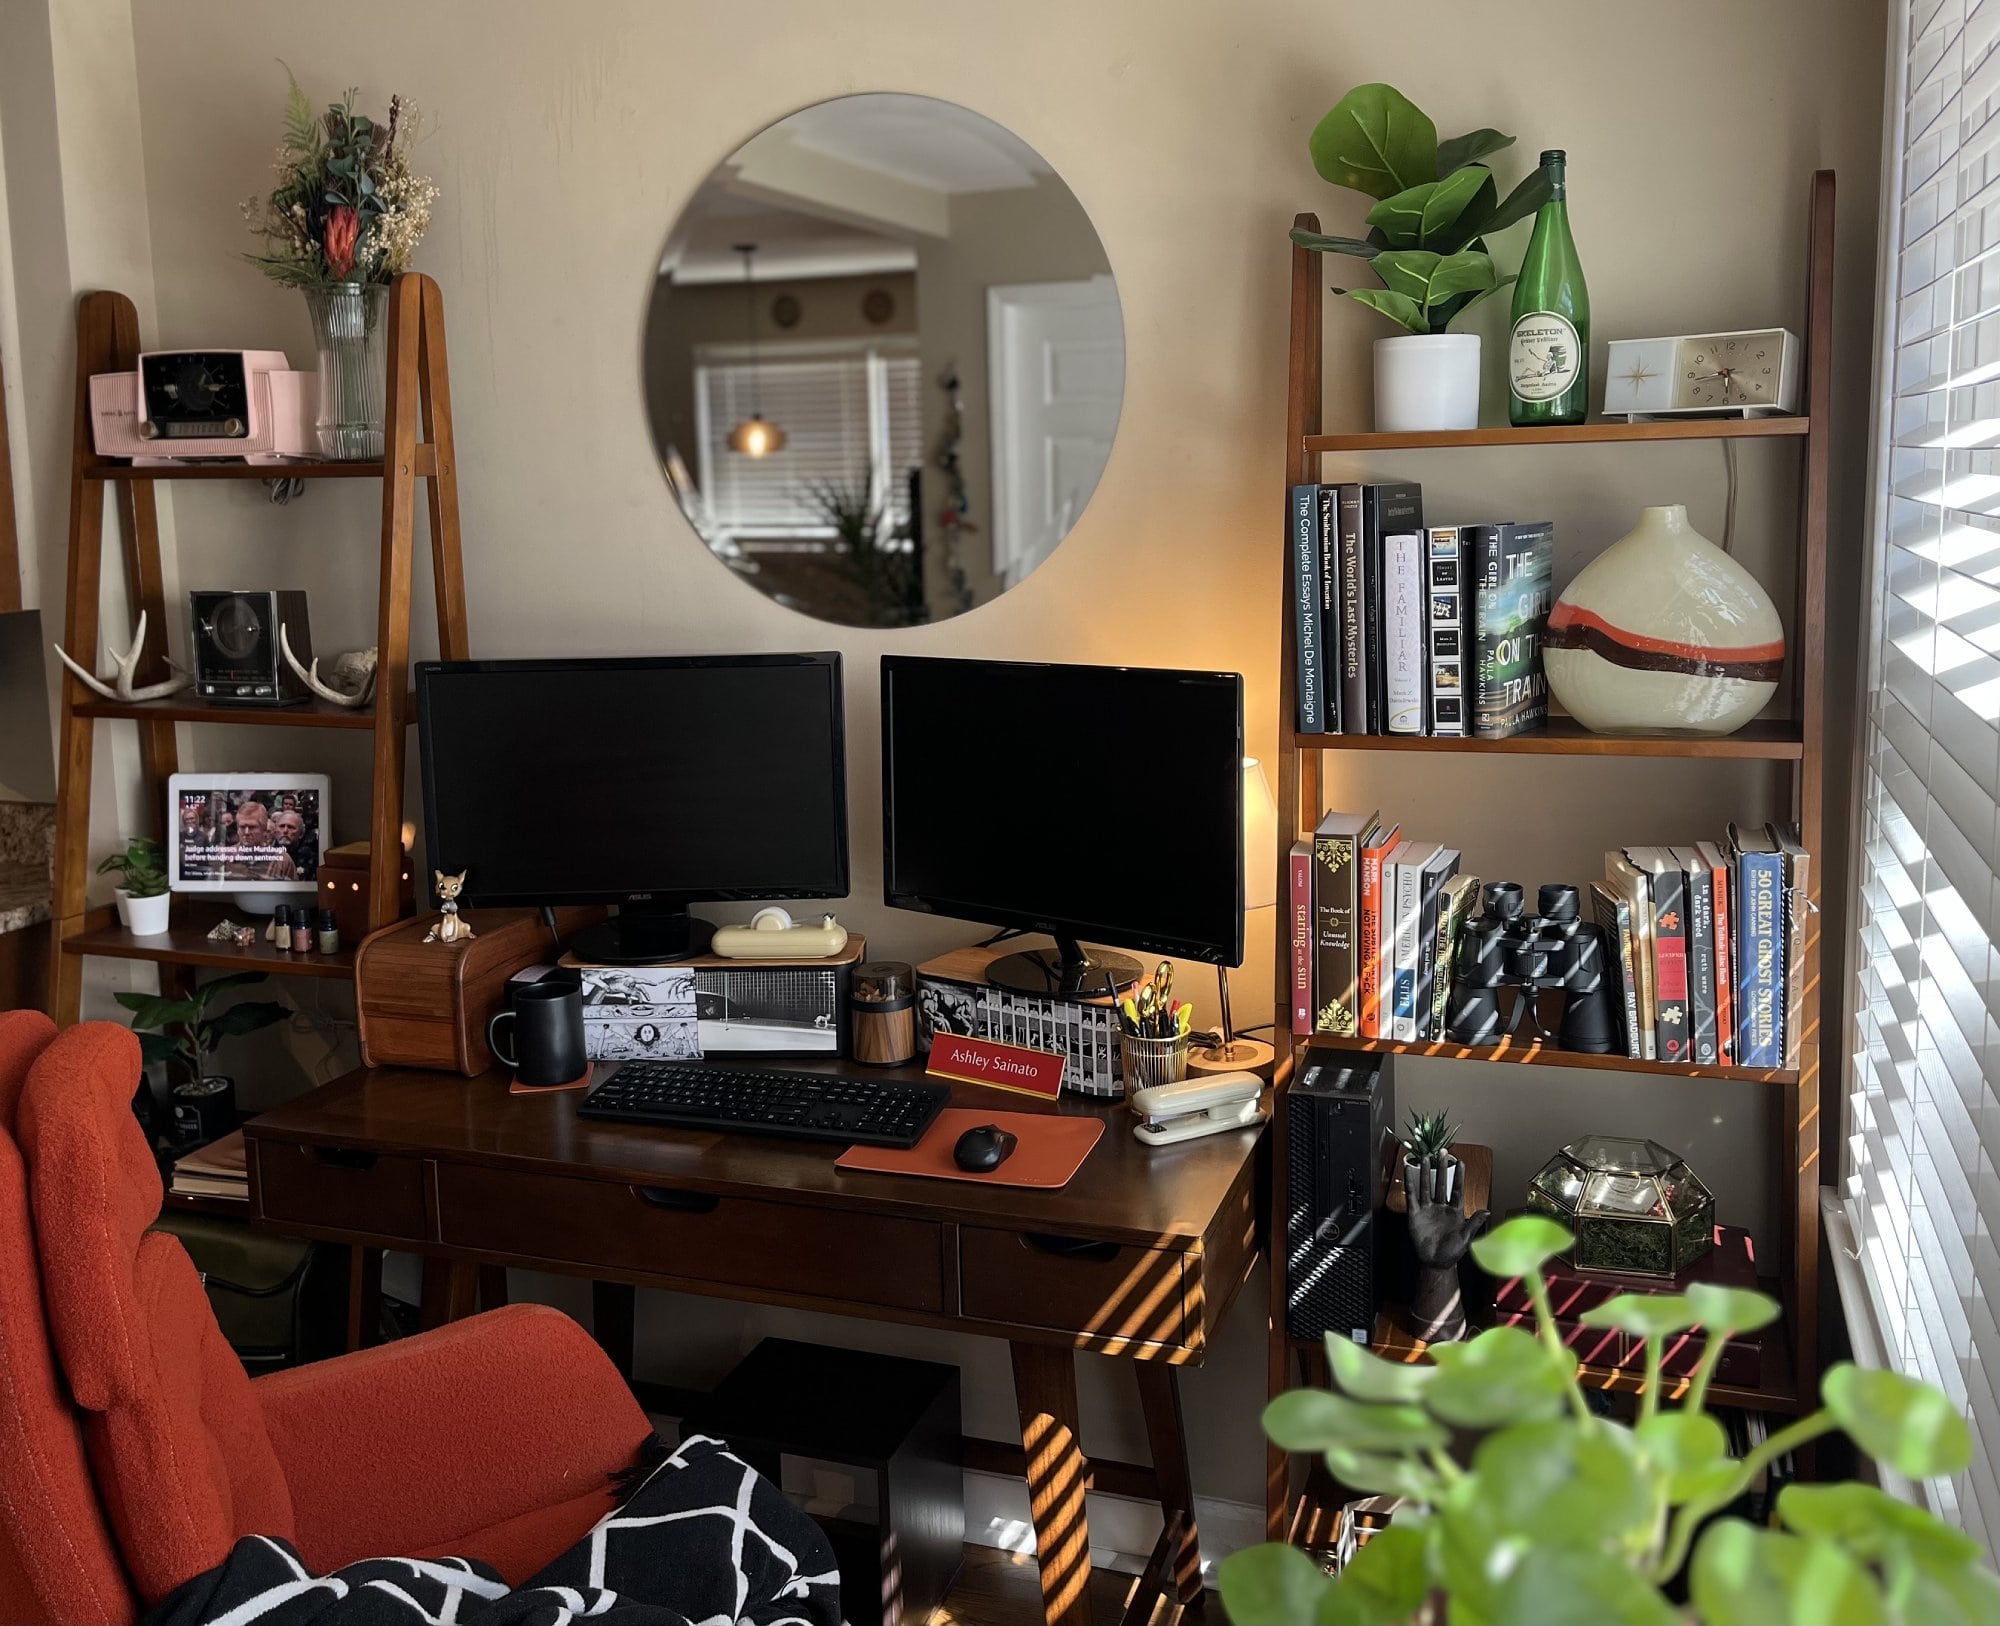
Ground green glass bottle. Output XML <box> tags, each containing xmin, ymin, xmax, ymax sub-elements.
<box><xmin>1508</xmin><ymin>150</ymin><xmax>1590</xmax><ymax>426</ymax></box>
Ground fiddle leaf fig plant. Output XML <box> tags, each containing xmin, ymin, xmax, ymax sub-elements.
<box><xmin>1221</xmin><ymin>1214</ymin><xmax>1996</xmax><ymax>1626</ymax></box>
<box><xmin>1292</xmin><ymin>82</ymin><xmax>1552</xmax><ymax>335</ymax></box>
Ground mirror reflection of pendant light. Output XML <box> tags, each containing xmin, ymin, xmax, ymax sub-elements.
<box><xmin>726</xmin><ymin>243</ymin><xmax>787</xmax><ymax>457</ymax></box>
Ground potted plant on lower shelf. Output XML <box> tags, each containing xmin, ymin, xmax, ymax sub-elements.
<box><xmin>116</xmin><ymin>972</ymin><xmax>288</xmax><ymax>1146</ymax></box>
<box><xmin>1222</xmin><ymin>1214</ymin><xmax>1996</xmax><ymax>1626</ymax></box>
<box><xmin>96</xmin><ymin>836</ymin><xmax>170</xmax><ymax>935</ymax></box>
<box><xmin>1402</xmin><ymin>1109</ymin><xmax>1461</xmax><ymax>1205</ymax></box>
<box><xmin>1292</xmin><ymin>83</ymin><xmax>1551</xmax><ymax>432</ymax></box>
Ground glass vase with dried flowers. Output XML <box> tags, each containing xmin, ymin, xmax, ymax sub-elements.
<box><xmin>241</xmin><ymin>71</ymin><xmax>438</xmax><ymax>459</ymax></box>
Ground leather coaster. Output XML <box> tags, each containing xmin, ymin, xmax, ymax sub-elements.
<box><xmin>508</xmin><ymin>1064</ymin><xmax>594</xmax><ymax>1096</ymax></box>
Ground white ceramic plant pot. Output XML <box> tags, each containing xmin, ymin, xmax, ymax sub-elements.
<box><xmin>1373</xmin><ymin>333</ymin><xmax>1480</xmax><ymax>433</ymax></box>
<box><xmin>1404</xmin><ymin>1154</ymin><xmax>1462</xmax><ymax>1206</ymax></box>
<box><xmin>113</xmin><ymin>887</ymin><xmax>132</xmax><ymax>928</ymax></box>
<box><xmin>1545</xmin><ymin>504</ymin><xmax>1784</xmax><ymax>736</ymax></box>
<box><xmin>125</xmin><ymin>890</ymin><xmax>172</xmax><ymax>937</ymax></box>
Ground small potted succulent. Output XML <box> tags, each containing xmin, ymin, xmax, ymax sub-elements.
<box><xmin>97</xmin><ymin>835</ymin><xmax>171</xmax><ymax>936</ymax></box>
<box><xmin>1403</xmin><ymin>1108</ymin><xmax>1461</xmax><ymax>1206</ymax></box>
<box><xmin>116</xmin><ymin>971</ymin><xmax>288</xmax><ymax>1145</ymax></box>
<box><xmin>1293</xmin><ymin>83</ymin><xmax>1551</xmax><ymax>432</ymax></box>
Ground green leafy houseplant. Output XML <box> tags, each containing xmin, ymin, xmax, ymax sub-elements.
<box><xmin>1292</xmin><ymin>84</ymin><xmax>1551</xmax><ymax>336</ymax></box>
<box><xmin>1221</xmin><ymin>1214</ymin><xmax>1995</xmax><ymax>1626</ymax></box>
<box><xmin>115</xmin><ymin>972</ymin><xmax>289</xmax><ymax>1085</ymax></box>
<box><xmin>96</xmin><ymin>836</ymin><xmax>168</xmax><ymax>899</ymax></box>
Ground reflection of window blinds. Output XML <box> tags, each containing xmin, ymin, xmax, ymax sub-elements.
<box><xmin>1844</xmin><ymin>0</ymin><xmax>2000</xmax><ymax>1557</ymax></box>
<box><xmin>694</xmin><ymin>346</ymin><xmax>921</xmax><ymax>537</ymax></box>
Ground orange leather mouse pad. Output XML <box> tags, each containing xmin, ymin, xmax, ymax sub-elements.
<box><xmin>836</xmin><ymin>1107</ymin><xmax>1104</xmax><ymax>1189</ymax></box>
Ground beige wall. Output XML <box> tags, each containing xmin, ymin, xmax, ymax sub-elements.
<box><xmin>6</xmin><ymin>0</ymin><xmax>1886</xmax><ymax>1533</ymax></box>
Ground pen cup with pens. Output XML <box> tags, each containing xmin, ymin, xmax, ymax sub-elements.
<box><xmin>1116</xmin><ymin>962</ymin><xmax>1192</xmax><ymax>1102</ymax></box>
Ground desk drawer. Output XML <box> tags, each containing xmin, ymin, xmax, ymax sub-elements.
<box><xmin>252</xmin><ymin>1140</ymin><xmax>429</xmax><ymax>1242</ymax></box>
<box><xmin>434</xmin><ymin>1164</ymin><xmax>945</xmax><ymax>1315</ymax></box>
<box><xmin>959</xmin><ymin>1227</ymin><xmax>1189</xmax><ymax>1347</ymax></box>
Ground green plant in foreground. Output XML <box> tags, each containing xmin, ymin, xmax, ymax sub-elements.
<box><xmin>96</xmin><ymin>835</ymin><xmax>168</xmax><ymax>898</ymax></box>
<box><xmin>1221</xmin><ymin>1214</ymin><xmax>1994</xmax><ymax>1626</ymax></box>
<box><xmin>116</xmin><ymin>971</ymin><xmax>288</xmax><ymax>1082</ymax></box>
<box><xmin>1292</xmin><ymin>83</ymin><xmax>1552</xmax><ymax>336</ymax></box>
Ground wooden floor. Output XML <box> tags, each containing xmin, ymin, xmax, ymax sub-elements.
<box><xmin>933</xmin><ymin>1544</ymin><xmax>1219</xmax><ymax>1626</ymax></box>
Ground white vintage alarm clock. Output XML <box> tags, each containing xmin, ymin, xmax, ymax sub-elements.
<box><xmin>1603</xmin><ymin>328</ymin><xmax>1800</xmax><ymax>418</ymax></box>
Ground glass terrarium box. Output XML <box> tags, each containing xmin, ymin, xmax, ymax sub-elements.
<box><xmin>1526</xmin><ymin>1135</ymin><xmax>1716</xmax><ymax>1278</ymax></box>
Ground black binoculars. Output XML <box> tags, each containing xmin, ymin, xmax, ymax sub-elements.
<box><xmin>1444</xmin><ymin>881</ymin><xmax>1622</xmax><ymax>1053</ymax></box>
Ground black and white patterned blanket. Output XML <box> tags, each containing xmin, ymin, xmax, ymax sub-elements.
<box><xmin>141</xmin><ymin>1436</ymin><xmax>840</xmax><ymax>1626</ymax></box>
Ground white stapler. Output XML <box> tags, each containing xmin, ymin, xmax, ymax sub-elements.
<box><xmin>1130</xmin><ymin>1072</ymin><xmax>1267</xmax><ymax>1146</ymax></box>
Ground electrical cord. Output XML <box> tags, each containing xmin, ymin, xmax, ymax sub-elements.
<box><xmin>1721</xmin><ymin>437</ymin><xmax>1739</xmax><ymax>554</ymax></box>
<box><xmin>975</xmin><ymin>926</ymin><xmax>1024</xmax><ymax>948</ymax></box>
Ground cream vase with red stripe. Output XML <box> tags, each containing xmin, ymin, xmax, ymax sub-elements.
<box><xmin>1543</xmin><ymin>504</ymin><xmax>1784</xmax><ymax>736</ymax></box>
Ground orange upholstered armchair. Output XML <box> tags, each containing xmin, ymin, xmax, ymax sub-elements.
<box><xmin>3</xmin><ymin>1017</ymin><xmax>654</xmax><ymax>1620</ymax></box>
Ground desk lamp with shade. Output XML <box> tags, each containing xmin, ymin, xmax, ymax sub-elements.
<box><xmin>1191</xmin><ymin>756</ymin><xmax>1279</xmax><ymax>1075</ymax></box>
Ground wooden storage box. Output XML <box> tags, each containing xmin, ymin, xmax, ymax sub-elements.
<box><xmin>356</xmin><ymin>906</ymin><xmax>602</xmax><ymax>1075</ymax></box>
<box><xmin>319</xmin><ymin>841</ymin><xmax>416</xmax><ymax>943</ymax></box>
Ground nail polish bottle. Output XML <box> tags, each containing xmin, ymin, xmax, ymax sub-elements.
<box><xmin>290</xmin><ymin>908</ymin><xmax>315</xmax><ymax>954</ymax></box>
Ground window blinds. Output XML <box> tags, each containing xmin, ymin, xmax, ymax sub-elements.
<box><xmin>1847</xmin><ymin>0</ymin><xmax>2000</xmax><ymax>1556</ymax></box>
<box><xmin>693</xmin><ymin>343</ymin><xmax>921</xmax><ymax>539</ymax></box>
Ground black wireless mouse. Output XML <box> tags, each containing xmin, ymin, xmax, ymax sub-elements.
<box><xmin>953</xmin><ymin>1123</ymin><xmax>1018</xmax><ymax>1173</ymax></box>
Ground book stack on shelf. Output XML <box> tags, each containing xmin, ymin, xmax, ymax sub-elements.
<box><xmin>169</xmin><ymin>1129</ymin><xmax>248</xmax><ymax>1204</ymax></box>
<box><xmin>1492</xmin><ymin>1225</ymin><xmax>1768</xmax><ymax>1385</ymax></box>
<box><xmin>1289</xmin><ymin>478</ymin><xmax>1553</xmax><ymax>740</ymax></box>
<box><xmin>1603</xmin><ymin>824</ymin><xmax>1810</xmax><ymax>1069</ymax></box>
<box><xmin>1290</xmin><ymin>809</ymin><xmax>1811</xmax><ymax>1070</ymax></box>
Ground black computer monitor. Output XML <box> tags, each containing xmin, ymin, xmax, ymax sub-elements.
<box><xmin>417</xmin><ymin>653</ymin><xmax>848</xmax><ymax>963</ymax></box>
<box><xmin>881</xmin><ymin>656</ymin><xmax>1244</xmax><ymax>995</ymax></box>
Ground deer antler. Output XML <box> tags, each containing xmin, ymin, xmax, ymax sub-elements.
<box><xmin>53</xmin><ymin>612</ymin><xmax>191</xmax><ymax>703</ymax></box>
<box><xmin>280</xmin><ymin>623</ymin><xmax>375</xmax><ymax>708</ymax></box>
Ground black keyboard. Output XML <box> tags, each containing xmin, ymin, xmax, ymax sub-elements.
<box><xmin>577</xmin><ymin>1061</ymin><xmax>950</xmax><ymax>1149</ymax></box>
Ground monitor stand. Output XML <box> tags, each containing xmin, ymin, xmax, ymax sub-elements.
<box><xmin>570</xmin><ymin>902</ymin><xmax>716</xmax><ymax>965</ymax></box>
<box><xmin>986</xmin><ymin>935</ymin><xmax>1143</xmax><ymax>998</ymax></box>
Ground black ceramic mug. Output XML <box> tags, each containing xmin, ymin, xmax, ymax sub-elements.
<box><xmin>488</xmin><ymin>976</ymin><xmax>587</xmax><ymax>1086</ymax></box>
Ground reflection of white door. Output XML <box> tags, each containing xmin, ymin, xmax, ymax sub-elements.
<box><xmin>987</xmin><ymin>276</ymin><xmax>1124</xmax><ymax>586</ymax></box>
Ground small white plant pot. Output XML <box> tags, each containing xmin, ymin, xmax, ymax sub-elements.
<box><xmin>125</xmin><ymin>891</ymin><xmax>172</xmax><ymax>937</ymax></box>
<box><xmin>113</xmin><ymin>887</ymin><xmax>132</xmax><ymax>928</ymax></box>
<box><xmin>1405</xmin><ymin>1154</ymin><xmax>1463</xmax><ymax>1206</ymax></box>
<box><xmin>1373</xmin><ymin>333</ymin><xmax>1481</xmax><ymax>433</ymax></box>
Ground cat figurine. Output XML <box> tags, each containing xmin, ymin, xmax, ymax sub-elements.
<box><xmin>423</xmin><ymin>868</ymin><xmax>477</xmax><ymax>943</ymax></box>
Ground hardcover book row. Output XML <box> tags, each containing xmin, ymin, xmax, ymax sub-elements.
<box><xmin>1290</xmin><ymin>812</ymin><xmax>1811</xmax><ymax>1068</ymax></box>
<box><xmin>1289</xmin><ymin>480</ymin><xmax>1553</xmax><ymax>740</ymax></box>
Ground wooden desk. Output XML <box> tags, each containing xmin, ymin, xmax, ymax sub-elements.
<box><xmin>244</xmin><ymin>1062</ymin><xmax>1265</xmax><ymax>1626</ymax></box>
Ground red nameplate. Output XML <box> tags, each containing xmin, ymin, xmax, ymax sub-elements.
<box><xmin>925</xmin><ymin>1033</ymin><xmax>1065</xmax><ymax>1099</ymax></box>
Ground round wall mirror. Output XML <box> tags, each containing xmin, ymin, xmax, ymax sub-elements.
<box><xmin>644</xmin><ymin>94</ymin><xmax>1125</xmax><ymax>628</ymax></box>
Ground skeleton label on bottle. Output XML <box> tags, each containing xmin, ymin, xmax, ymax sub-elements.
<box><xmin>1509</xmin><ymin>313</ymin><xmax>1581</xmax><ymax>403</ymax></box>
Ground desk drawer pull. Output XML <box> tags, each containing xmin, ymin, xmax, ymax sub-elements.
<box><xmin>629</xmin><ymin>1185</ymin><xmax>720</xmax><ymax>1215</ymax></box>
<box><xmin>308</xmin><ymin>1147</ymin><xmax>379</xmax><ymax>1172</ymax></box>
<box><xmin>1022</xmin><ymin>1232</ymin><xmax>1122</xmax><ymax>1263</ymax></box>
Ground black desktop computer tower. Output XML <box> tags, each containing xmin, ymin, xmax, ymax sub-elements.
<box><xmin>1285</xmin><ymin>1052</ymin><xmax>1397</xmax><ymax>1344</ymax></box>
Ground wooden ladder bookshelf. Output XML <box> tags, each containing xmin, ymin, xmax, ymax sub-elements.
<box><xmin>47</xmin><ymin>273</ymin><xmax>468</xmax><ymax>1023</ymax></box>
<box><xmin>1265</xmin><ymin>173</ymin><xmax>1834</xmax><ymax>1540</ymax></box>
